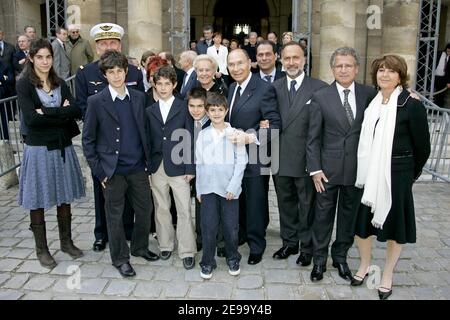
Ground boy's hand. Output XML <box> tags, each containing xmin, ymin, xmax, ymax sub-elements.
<box><xmin>197</xmin><ymin>195</ymin><xmax>201</xmax><ymax>203</ymax></box>
<box><xmin>259</xmin><ymin>119</ymin><xmax>269</xmax><ymax>129</ymax></box>
<box><xmin>185</xmin><ymin>175</ymin><xmax>195</xmax><ymax>182</ymax></box>
<box><xmin>62</xmin><ymin>99</ymin><xmax>70</xmax><ymax>107</ymax></box>
<box><xmin>225</xmin><ymin>192</ymin><xmax>234</xmax><ymax>200</ymax></box>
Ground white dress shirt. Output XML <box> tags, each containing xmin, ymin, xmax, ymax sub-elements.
<box><xmin>336</xmin><ymin>81</ymin><xmax>357</xmax><ymax>117</ymax></box>
<box><xmin>260</xmin><ymin>68</ymin><xmax>276</xmax><ymax>83</ymax></box>
<box><xmin>159</xmin><ymin>96</ymin><xmax>175</xmax><ymax>123</ymax></box>
<box><xmin>286</xmin><ymin>72</ymin><xmax>305</xmax><ymax>92</ymax></box>
<box><xmin>184</xmin><ymin>67</ymin><xmax>195</xmax><ymax>86</ymax></box>
<box><xmin>435</xmin><ymin>51</ymin><xmax>449</xmax><ymax>76</ymax></box>
<box><xmin>108</xmin><ymin>85</ymin><xmax>130</xmax><ymax>101</ymax></box>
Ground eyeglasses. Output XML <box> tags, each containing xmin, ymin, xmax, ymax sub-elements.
<box><xmin>70</xmin><ymin>31</ymin><xmax>79</xmax><ymax>34</ymax></box>
<box><xmin>333</xmin><ymin>64</ymin><xmax>355</xmax><ymax>70</ymax></box>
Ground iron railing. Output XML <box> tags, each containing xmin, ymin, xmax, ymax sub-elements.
<box><xmin>417</xmin><ymin>92</ymin><xmax>450</xmax><ymax>182</ymax></box>
<box><xmin>0</xmin><ymin>75</ymin><xmax>76</xmax><ymax>178</ymax></box>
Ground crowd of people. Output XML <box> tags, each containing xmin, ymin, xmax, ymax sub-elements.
<box><xmin>1</xmin><ymin>21</ymin><xmax>434</xmax><ymax>300</ymax></box>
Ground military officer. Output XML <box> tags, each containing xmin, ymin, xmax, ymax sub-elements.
<box><xmin>76</xmin><ymin>23</ymin><xmax>144</xmax><ymax>252</ymax></box>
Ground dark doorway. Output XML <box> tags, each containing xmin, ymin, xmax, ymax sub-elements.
<box><xmin>213</xmin><ymin>0</ymin><xmax>270</xmax><ymax>42</ymax></box>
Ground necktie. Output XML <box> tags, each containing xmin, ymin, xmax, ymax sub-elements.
<box><xmin>180</xmin><ymin>73</ymin><xmax>188</xmax><ymax>94</ymax></box>
<box><xmin>289</xmin><ymin>80</ymin><xmax>297</xmax><ymax>104</ymax></box>
<box><xmin>63</xmin><ymin>42</ymin><xmax>66</xmax><ymax>51</ymax></box>
<box><xmin>230</xmin><ymin>86</ymin><xmax>241</xmax><ymax>121</ymax></box>
<box><xmin>343</xmin><ymin>89</ymin><xmax>355</xmax><ymax>125</ymax></box>
<box><xmin>264</xmin><ymin>75</ymin><xmax>272</xmax><ymax>83</ymax></box>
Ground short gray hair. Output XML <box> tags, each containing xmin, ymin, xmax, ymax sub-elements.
<box><xmin>330</xmin><ymin>47</ymin><xmax>360</xmax><ymax>68</ymax></box>
<box><xmin>181</xmin><ymin>50</ymin><xmax>198</xmax><ymax>64</ymax></box>
<box><xmin>193</xmin><ymin>54</ymin><xmax>218</xmax><ymax>72</ymax></box>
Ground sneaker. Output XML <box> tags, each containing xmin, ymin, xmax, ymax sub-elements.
<box><xmin>160</xmin><ymin>251</ymin><xmax>172</xmax><ymax>260</ymax></box>
<box><xmin>183</xmin><ymin>256</ymin><xmax>195</xmax><ymax>270</ymax></box>
<box><xmin>200</xmin><ymin>265</ymin><xmax>214</xmax><ymax>279</ymax></box>
<box><xmin>228</xmin><ymin>261</ymin><xmax>240</xmax><ymax>276</ymax></box>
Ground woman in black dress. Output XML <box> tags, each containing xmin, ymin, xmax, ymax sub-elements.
<box><xmin>351</xmin><ymin>55</ymin><xmax>430</xmax><ymax>299</ymax></box>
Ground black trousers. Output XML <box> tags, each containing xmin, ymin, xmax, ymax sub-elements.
<box><xmin>311</xmin><ymin>183</ymin><xmax>358</xmax><ymax>265</ymax></box>
<box><xmin>273</xmin><ymin>175</ymin><xmax>315</xmax><ymax>254</ymax></box>
<box><xmin>434</xmin><ymin>75</ymin><xmax>448</xmax><ymax>109</ymax></box>
<box><xmin>238</xmin><ymin>175</ymin><xmax>270</xmax><ymax>255</ymax></box>
<box><xmin>93</xmin><ymin>172</ymin><xmax>134</xmax><ymax>241</ymax></box>
<box><xmin>103</xmin><ymin>171</ymin><xmax>152</xmax><ymax>266</ymax></box>
<box><xmin>200</xmin><ymin>193</ymin><xmax>241</xmax><ymax>268</ymax></box>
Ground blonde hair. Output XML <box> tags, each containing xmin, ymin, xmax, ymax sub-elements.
<box><xmin>193</xmin><ymin>54</ymin><xmax>218</xmax><ymax>72</ymax></box>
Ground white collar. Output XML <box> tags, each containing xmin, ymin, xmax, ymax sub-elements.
<box><xmin>186</xmin><ymin>67</ymin><xmax>195</xmax><ymax>77</ymax></box>
<box><xmin>159</xmin><ymin>95</ymin><xmax>175</xmax><ymax>106</ymax></box>
<box><xmin>286</xmin><ymin>72</ymin><xmax>305</xmax><ymax>89</ymax></box>
<box><xmin>108</xmin><ymin>85</ymin><xmax>130</xmax><ymax>101</ymax></box>
<box><xmin>336</xmin><ymin>81</ymin><xmax>355</xmax><ymax>95</ymax></box>
<box><xmin>236</xmin><ymin>72</ymin><xmax>253</xmax><ymax>92</ymax></box>
<box><xmin>260</xmin><ymin>68</ymin><xmax>276</xmax><ymax>81</ymax></box>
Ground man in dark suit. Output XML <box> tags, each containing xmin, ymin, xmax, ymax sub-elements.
<box><xmin>76</xmin><ymin>23</ymin><xmax>144</xmax><ymax>252</ymax></box>
<box><xmin>12</xmin><ymin>35</ymin><xmax>29</xmax><ymax>78</ymax></box>
<box><xmin>0</xmin><ymin>29</ymin><xmax>16</xmax><ymax>96</ymax></box>
<box><xmin>256</xmin><ymin>40</ymin><xmax>284</xmax><ymax>83</ymax></box>
<box><xmin>243</xmin><ymin>32</ymin><xmax>259</xmax><ymax>73</ymax></box>
<box><xmin>434</xmin><ymin>43</ymin><xmax>450</xmax><ymax>108</ymax></box>
<box><xmin>178</xmin><ymin>50</ymin><xmax>198</xmax><ymax>99</ymax></box>
<box><xmin>0</xmin><ymin>59</ymin><xmax>14</xmax><ymax>140</ymax></box>
<box><xmin>307</xmin><ymin>47</ymin><xmax>377</xmax><ymax>282</ymax></box>
<box><xmin>226</xmin><ymin>49</ymin><xmax>281</xmax><ymax>265</ymax></box>
<box><xmin>82</xmin><ymin>51</ymin><xmax>159</xmax><ymax>278</ymax></box>
<box><xmin>51</xmin><ymin>27</ymin><xmax>71</xmax><ymax>80</ymax></box>
<box><xmin>270</xmin><ymin>42</ymin><xmax>327</xmax><ymax>265</ymax></box>
<box><xmin>196</xmin><ymin>25</ymin><xmax>214</xmax><ymax>55</ymax></box>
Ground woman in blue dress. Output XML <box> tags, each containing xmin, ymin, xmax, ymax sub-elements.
<box><xmin>16</xmin><ymin>39</ymin><xmax>85</xmax><ymax>269</ymax></box>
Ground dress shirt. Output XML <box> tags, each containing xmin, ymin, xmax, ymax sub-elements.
<box><xmin>108</xmin><ymin>85</ymin><xmax>130</xmax><ymax>101</ymax></box>
<box><xmin>159</xmin><ymin>95</ymin><xmax>175</xmax><ymax>123</ymax></box>
<box><xmin>229</xmin><ymin>72</ymin><xmax>252</xmax><ymax>116</ymax></box>
<box><xmin>260</xmin><ymin>68</ymin><xmax>276</xmax><ymax>83</ymax></box>
<box><xmin>286</xmin><ymin>72</ymin><xmax>305</xmax><ymax>92</ymax></box>
<box><xmin>184</xmin><ymin>67</ymin><xmax>195</xmax><ymax>86</ymax></box>
<box><xmin>56</xmin><ymin>38</ymin><xmax>66</xmax><ymax>50</ymax></box>
<box><xmin>336</xmin><ymin>81</ymin><xmax>357</xmax><ymax>117</ymax></box>
<box><xmin>435</xmin><ymin>52</ymin><xmax>449</xmax><ymax>76</ymax></box>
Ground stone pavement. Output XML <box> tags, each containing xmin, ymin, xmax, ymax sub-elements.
<box><xmin>0</xmin><ymin>181</ymin><xmax>449</xmax><ymax>300</ymax></box>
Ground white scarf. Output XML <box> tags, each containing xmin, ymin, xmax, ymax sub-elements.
<box><xmin>355</xmin><ymin>86</ymin><xmax>401</xmax><ymax>229</ymax></box>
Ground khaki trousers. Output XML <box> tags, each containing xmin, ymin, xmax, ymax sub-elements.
<box><xmin>150</xmin><ymin>162</ymin><xmax>196</xmax><ymax>258</ymax></box>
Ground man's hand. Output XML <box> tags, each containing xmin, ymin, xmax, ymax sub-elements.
<box><xmin>228</xmin><ymin>130</ymin><xmax>255</xmax><ymax>145</ymax></box>
<box><xmin>62</xmin><ymin>99</ymin><xmax>70</xmax><ymax>107</ymax></box>
<box><xmin>36</xmin><ymin>108</ymin><xmax>43</xmax><ymax>115</ymax></box>
<box><xmin>197</xmin><ymin>195</ymin><xmax>201</xmax><ymax>203</ymax></box>
<box><xmin>19</xmin><ymin>58</ymin><xmax>26</xmax><ymax>65</ymax></box>
<box><xmin>225</xmin><ymin>192</ymin><xmax>234</xmax><ymax>200</ymax></box>
<box><xmin>259</xmin><ymin>119</ymin><xmax>269</xmax><ymax>129</ymax></box>
<box><xmin>312</xmin><ymin>171</ymin><xmax>328</xmax><ymax>193</ymax></box>
<box><xmin>101</xmin><ymin>177</ymin><xmax>108</xmax><ymax>189</ymax></box>
<box><xmin>185</xmin><ymin>175</ymin><xmax>195</xmax><ymax>183</ymax></box>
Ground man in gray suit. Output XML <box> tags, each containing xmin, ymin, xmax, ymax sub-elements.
<box><xmin>307</xmin><ymin>47</ymin><xmax>376</xmax><ymax>282</ymax></box>
<box><xmin>51</xmin><ymin>27</ymin><xmax>71</xmax><ymax>80</ymax></box>
<box><xmin>271</xmin><ymin>42</ymin><xmax>327</xmax><ymax>264</ymax></box>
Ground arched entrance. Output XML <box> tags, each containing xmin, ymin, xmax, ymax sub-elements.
<box><xmin>212</xmin><ymin>0</ymin><xmax>270</xmax><ymax>40</ymax></box>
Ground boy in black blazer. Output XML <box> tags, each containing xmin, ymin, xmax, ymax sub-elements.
<box><xmin>82</xmin><ymin>51</ymin><xmax>159</xmax><ymax>278</ymax></box>
<box><xmin>146</xmin><ymin>65</ymin><xmax>196</xmax><ymax>269</ymax></box>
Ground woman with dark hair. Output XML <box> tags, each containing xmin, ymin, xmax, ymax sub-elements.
<box><xmin>351</xmin><ymin>55</ymin><xmax>430</xmax><ymax>299</ymax></box>
<box><xmin>16</xmin><ymin>38</ymin><xmax>85</xmax><ymax>269</ymax></box>
<box><xmin>207</xmin><ymin>32</ymin><xmax>230</xmax><ymax>86</ymax></box>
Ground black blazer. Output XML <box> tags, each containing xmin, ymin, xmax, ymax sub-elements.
<box><xmin>0</xmin><ymin>41</ymin><xmax>16</xmax><ymax>71</ymax></box>
<box><xmin>13</xmin><ymin>50</ymin><xmax>27</xmax><ymax>76</ymax></box>
<box><xmin>174</xmin><ymin>66</ymin><xmax>186</xmax><ymax>93</ymax></box>
<box><xmin>180</xmin><ymin>70</ymin><xmax>198</xmax><ymax>98</ymax></box>
<box><xmin>227</xmin><ymin>73</ymin><xmax>281</xmax><ymax>177</ymax></box>
<box><xmin>146</xmin><ymin>97</ymin><xmax>194</xmax><ymax>176</ymax></box>
<box><xmin>16</xmin><ymin>76</ymin><xmax>81</xmax><ymax>154</ymax></box>
<box><xmin>271</xmin><ymin>75</ymin><xmax>328</xmax><ymax>177</ymax></box>
<box><xmin>307</xmin><ymin>81</ymin><xmax>377</xmax><ymax>185</ymax></box>
<box><xmin>391</xmin><ymin>89</ymin><xmax>431</xmax><ymax>180</ymax></box>
<box><xmin>82</xmin><ymin>87</ymin><xmax>149</xmax><ymax>181</ymax></box>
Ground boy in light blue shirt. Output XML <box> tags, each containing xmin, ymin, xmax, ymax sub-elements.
<box><xmin>196</xmin><ymin>92</ymin><xmax>248</xmax><ymax>279</ymax></box>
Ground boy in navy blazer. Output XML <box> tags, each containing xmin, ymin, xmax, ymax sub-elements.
<box><xmin>82</xmin><ymin>51</ymin><xmax>159</xmax><ymax>278</ymax></box>
<box><xmin>146</xmin><ymin>65</ymin><xmax>197</xmax><ymax>269</ymax></box>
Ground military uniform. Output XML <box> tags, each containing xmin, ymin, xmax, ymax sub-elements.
<box><xmin>76</xmin><ymin>23</ymin><xmax>145</xmax><ymax>250</ymax></box>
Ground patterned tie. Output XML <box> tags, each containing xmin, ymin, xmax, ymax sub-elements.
<box><xmin>343</xmin><ymin>89</ymin><xmax>355</xmax><ymax>125</ymax></box>
<box><xmin>289</xmin><ymin>80</ymin><xmax>297</xmax><ymax>104</ymax></box>
<box><xmin>264</xmin><ymin>75</ymin><xmax>272</xmax><ymax>83</ymax></box>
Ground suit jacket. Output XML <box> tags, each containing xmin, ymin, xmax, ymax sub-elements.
<box><xmin>271</xmin><ymin>75</ymin><xmax>328</xmax><ymax>177</ymax></box>
<box><xmin>75</xmin><ymin>60</ymin><xmax>144</xmax><ymax>117</ymax></box>
<box><xmin>196</xmin><ymin>40</ymin><xmax>213</xmax><ymax>55</ymax></box>
<box><xmin>146</xmin><ymin>97</ymin><xmax>195</xmax><ymax>176</ymax></box>
<box><xmin>51</xmin><ymin>39</ymin><xmax>71</xmax><ymax>80</ymax></box>
<box><xmin>180</xmin><ymin>70</ymin><xmax>198</xmax><ymax>98</ymax></box>
<box><xmin>227</xmin><ymin>73</ymin><xmax>281</xmax><ymax>177</ymax></box>
<box><xmin>82</xmin><ymin>87</ymin><xmax>149</xmax><ymax>182</ymax></box>
<box><xmin>0</xmin><ymin>41</ymin><xmax>15</xmax><ymax>72</ymax></box>
<box><xmin>12</xmin><ymin>50</ymin><xmax>27</xmax><ymax>76</ymax></box>
<box><xmin>0</xmin><ymin>60</ymin><xmax>14</xmax><ymax>98</ymax></box>
<box><xmin>307</xmin><ymin>81</ymin><xmax>377</xmax><ymax>185</ymax></box>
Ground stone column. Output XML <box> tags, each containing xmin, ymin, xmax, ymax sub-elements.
<box><xmin>310</xmin><ymin>0</ymin><xmax>322</xmax><ymax>78</ymax></box>
<box><xmin>365</xmin><ymin>0</ymin><xmax>383</xmax><ymax>84</ymax></box>
<box><xmin>382</xmin><ymin>0</ymin><xmax>420</xmax><ymax>87</ymax></box>
<box><xmin>128</xmin><ymin>0</ymin><xmax>163</xmax><ymax>61</ymax></box>
<box><xmin>319</xmin><ymin>0</ymin><xmax>357</xmax><ymax>83</ymax></box>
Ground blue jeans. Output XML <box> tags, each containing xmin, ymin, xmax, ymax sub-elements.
<box><xmin>200</xmin><ymin>193</ymin><xmax>241</xmax><ymax>268</ymax></box>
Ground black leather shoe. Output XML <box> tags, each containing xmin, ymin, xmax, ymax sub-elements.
<box><xmin>310</xmin><ymin>264</ymin><xmax>327</xmax><ymax>282</ymax></box>
<box><xmin>272</xmin><ymin>245</ymin><xmax>299</xmax><ymax>260</ymax></box>
<box><xmin>115</xmin><ymin>262</ymin><xmax>136</xmax><ymax>277</ymax></box>
<box><xmin>183</xmin><ymin>257</ymin><xmax>195</xmax><ymax>270</ymax></box>
<box><xmin>378</xmin><ymin>287</ymin><xmax>392</xmax><ymax>300</ymax></box>
<box><xmin>217</xmin><ymin>247</ymin><xmax>226</xmax><ymax>258</ymax></box>
<box><xmin>351</xmin><ymin>273</ymin><xmax>368</xmax><ymax>286</ymax></box>
<box><xmin>160</xmin><ymin>251</ymin><xmax>172</xmax><ymax>260</ymax></box>
<box><xmin>332</xmin><ymin>261</ymin><xmax>353</xmax><ymax>281</ymax></box>
<box><xmin>92</xmin><ymin>240</ymin><xmax>106</xmax><ymax>252</ymax></box>
<box><xmin>296</xmin><ymin>252</ymin><xmax>312</xmax><ymax>266</ymax></box>
<box><xmin>248</xmin><ymin>253</ymin><xmax>263</xmax><ymax>265</ymax></box>
<box><xmin>132</xmin><ymin>250</ymin><xmax>160</xmax><ymax>261</ymax></box>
